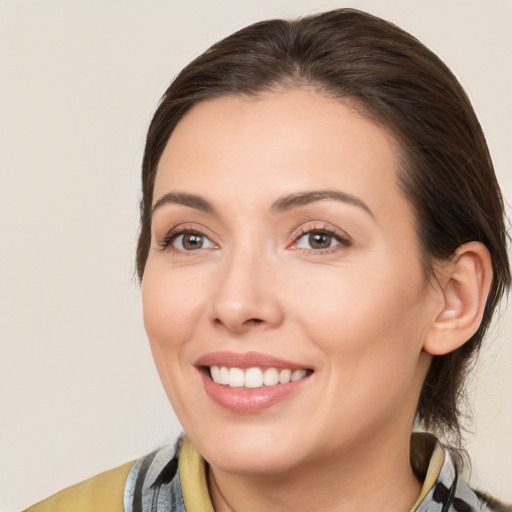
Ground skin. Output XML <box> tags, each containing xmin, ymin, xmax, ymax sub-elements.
<box><xmin>142</xmin><ymin>89</ymin><xmax>450</xmax><ymax>511</ymax></box>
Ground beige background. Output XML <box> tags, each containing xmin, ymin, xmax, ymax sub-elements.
<box><xmin>1</xmin><ymin>1</ymin><xmax>510</xmax><ymax>510</ymax></box>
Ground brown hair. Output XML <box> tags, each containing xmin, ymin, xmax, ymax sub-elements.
<box><xmin>136</xmin><ymin>9</ymin><xmax>510</xmax><ymax>440</ymax></box>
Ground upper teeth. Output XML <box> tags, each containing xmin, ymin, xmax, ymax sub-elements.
<box><xmin>209</xmin><ymin>366</ymin><xmax>308</xmax><ymax>389</ymax></box>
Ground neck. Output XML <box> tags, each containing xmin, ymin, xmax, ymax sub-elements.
<box><xmin>208</xmin><ymin>429</ymin><xmax>422</xmax><ymax>512</ymax></box>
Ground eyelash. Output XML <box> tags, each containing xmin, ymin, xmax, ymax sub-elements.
<box><xmin>156</xmin><ymin>224</ymin><xmax>351</xmax><ymax>253</ymax></box>
<box><xmin>156</xmin><ymin>226</ymin><xmax>214</xmax><ymax>251</ymax></box>
<box><xmin>290</xmin><ymin>225</ymin><xmax>351</xmax><ymax>253</ymax></box>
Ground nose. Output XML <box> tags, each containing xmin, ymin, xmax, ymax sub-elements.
<box><xmin>210</xmin><ymin>247</ymin><xmax>285</xmax><ymax>334</ymax></box>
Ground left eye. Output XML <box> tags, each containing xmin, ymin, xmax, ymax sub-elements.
<box><xmin>296</xmin><ymin>231</ymin><xmax>342</xmax><ymax>250</ymax></box>
<box><xmin>172</xmin><ymin>233</ymin><xmax>215</xmax><ymax>251</ymax></box>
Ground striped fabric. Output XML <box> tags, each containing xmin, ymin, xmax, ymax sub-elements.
<box><xmin>124</xmin><ymin>434</ymin><xmax>510</xmax><ymax>512</ymax></box>
<box><xmin>124</xmin><ymin>442</ymin><xmax>184</xmax><ymax>512</ymax></box>
<box><xmin>410</xmin><ymin>437</ymin><xmax>509</xmax><ymax>512</ymax></box>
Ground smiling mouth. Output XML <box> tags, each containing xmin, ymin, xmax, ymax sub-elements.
<box><xmin>206</xmin><ymin>366</ymin><xmax>314</xmax><ymax>389</ymax></box>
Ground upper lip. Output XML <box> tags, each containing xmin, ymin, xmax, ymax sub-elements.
<box><xmin>195</xmin><ymin>351</ymin><xmax>311</xmax><ymax>370</ymax></box>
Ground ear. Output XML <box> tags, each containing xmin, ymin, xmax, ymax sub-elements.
<box><xmin>423</xmin><ymin>241</ymin><xmax>493</xmax><ymax>356</ymax></box>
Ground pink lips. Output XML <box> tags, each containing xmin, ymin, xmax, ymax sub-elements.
<box><xmin>196</xmin><ymin>351</ymin><xmax>313</xmax><ymax>413</ymax></box>
<box><xmin>195</xmin><ymin>351</ymin><xmax>308</xmax><ymax>370</ymax></box>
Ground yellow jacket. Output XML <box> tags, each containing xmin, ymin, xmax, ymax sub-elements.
<box><xmin>24</xmin><ymin>460</ymin><xmax>134</xmax><ymax>512</ymax></box>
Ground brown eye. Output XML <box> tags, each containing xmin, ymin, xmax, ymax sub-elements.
<box><xmin>172</xmin><ymin>232</ymin><xmax>215</xmax><ymax>251</ymax></box>
<box><xmin>183</xmin><ymin>234</ymin><xmax>203</xmax><ymax>250</ymax></box>
<box><xmin>294</xmin><ymin>228</ymin><xmax>350</xmax><ymax>252</ymax></box>
<box><xmin>308</xmin><ymin>233</ymin><xmax>332</xmax><ymax>249</ymax></box>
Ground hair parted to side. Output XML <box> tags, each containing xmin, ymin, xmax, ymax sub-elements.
<box><xmin>136</xmin><ymin>9</ymin><xmax>510</xmax><ymax>442</ymax></box>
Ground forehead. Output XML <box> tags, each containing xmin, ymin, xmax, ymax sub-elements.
<box><xmin>154</xmin><ymin>89</ymin><xmax>407</xmax><ymax>223</ymax></box>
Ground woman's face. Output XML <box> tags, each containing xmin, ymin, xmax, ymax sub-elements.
<box><xmin>143</xmin><ymin>89</ymin><xmax>438</xmax><ymax>475</ymax></box>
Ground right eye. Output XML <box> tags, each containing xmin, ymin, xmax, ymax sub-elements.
<box><xmin>172</xmin><ymin>232</ymin><xmax>216</xmax><ymax>251</ymax></box>
<box><xmin>156</xmin><ymin>225</ymin><xmax>218</xmax><ymax>252</ymax></box>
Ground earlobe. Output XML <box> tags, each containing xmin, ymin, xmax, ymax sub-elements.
<box><xmin>423</xmin><ymin>242</ymin><xmax>493</xmax><ymax>356</ymax></box>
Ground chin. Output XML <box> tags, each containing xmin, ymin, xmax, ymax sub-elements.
<box><xmin>208</xmin><ymin>449</ymin><xmax>304</xmax><ymax>476</ymax></box>
<box><xmin>188</xmin><ymin>424</ymin><xmax>308</xmax><ymax>476</ymax></box>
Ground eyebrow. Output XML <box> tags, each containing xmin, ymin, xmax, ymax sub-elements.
<box><xmin>270</xmin><ymin>190</ymin><xmax>374</xmax><ymax>217</ymax></box>
<box><xmin>151</xmin><ymin>189</ymin><xmax>373</xmax><ymax>218</ymax></box>
<box><xmin>152</xmin><ymin>192</ymin><xmax>216</xmax><ymax>216</ymax></box>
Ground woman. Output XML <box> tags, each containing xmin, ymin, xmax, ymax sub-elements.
<box><xmin>25</xmin><ymin>8</ymin><xmax>510</xmax><ymax>512</ymax></box>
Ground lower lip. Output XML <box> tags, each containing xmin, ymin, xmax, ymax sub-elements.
<box><xmin>200</xmin><ymin>371</ymin><xmax>311</xmax><ymax>413</ymax></box>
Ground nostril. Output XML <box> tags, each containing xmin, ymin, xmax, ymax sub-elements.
<box><xmin>213</xmin><ymin>316</ymin><xmax>265</xmax><ymax>331</ymax></box>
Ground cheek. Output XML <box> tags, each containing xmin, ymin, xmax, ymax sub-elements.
<box><xmin>141</xmin><ymin>261</ymin><xmax>209</xmax><ymax>426</ymax></box>
<box><xmin>141</xmin><ymin>261</ymin><xmax>207</xmax><ymax>353</ymax></box>
<box><xmin>292</xmin><ymin>261</ymin><xmax>428</xmax><ymax>370</ymax></box>
<box><xmin>294</xmin><ymin>268</ymin><xmax>429</xmax><ymax>436</ymax></box>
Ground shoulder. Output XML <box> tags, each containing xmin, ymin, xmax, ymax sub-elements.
<box><xmin>23</xmin><ymin>460</ymin><xmax>135</xmax><ymax>512</ymax></box>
